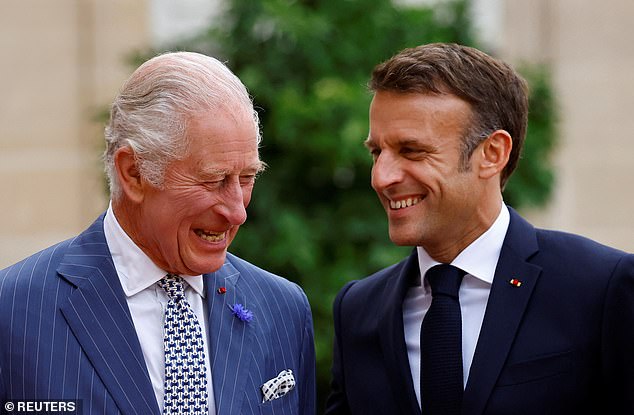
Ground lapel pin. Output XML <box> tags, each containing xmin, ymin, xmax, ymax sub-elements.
<box><xmin>509</xmin><ymin>278</ymin><xmax>523</xmax><ymax>287</ymax></box>
<box><xmin>217</xmin><ymin>286</ymin><xmax>227</xmax><ymax>294</ymax></box>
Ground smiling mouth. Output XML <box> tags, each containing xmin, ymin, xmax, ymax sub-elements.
<box><xmin>195</xmin><ymin>229</ymin><xmax>226</xmax><ymax>242</ymax></box>
<box><xmin>389</xmin><ymin>197</ymin><xmax>422</xmax><ymax>210</ymax></box>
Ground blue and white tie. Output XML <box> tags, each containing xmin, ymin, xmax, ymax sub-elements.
<box><xmin>158</xmin><ymin>274</ymin><xmax>209</xmax><ymax>415</ymax></box>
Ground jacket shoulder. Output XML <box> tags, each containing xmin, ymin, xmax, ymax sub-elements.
<box><xmin>336</xmin><ymin>253</ymin><xmax>414</xmax><ymax>308</ymax></box>
<box><xmin>357</xmin><ymin>253</ymin><xmax>411</xmax><ymax>286</ymax></box>
<box><xmin>226</xmin><ymin>252</ymin><xmax>303</xmax><ymax>292</ymax></box>
<box><xmin>507</xmin><ymin>207</ymin><xmax>630</xmax><ymax>277</ymax></box>
<box><xmin>0</xmin><ymin>238</ymin><xmax>74</xmax><ymax>289</ymax></box>
<box><xmin>224</xmin><ymin>252</ymin><xmax>312</xmax><ymax>319</ymax></box>
<box><xmin>533</xmin><ymin>227</ymin><xmax>630</xmax><ymax>271</ymax></box>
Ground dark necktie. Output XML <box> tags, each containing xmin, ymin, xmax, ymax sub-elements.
<box><xmin>420</xmin><ymin>264</ymin><xmax>465</xmax><ymax>415</ymax></box>
<box><xmin>158</xmin><ymin>274</ymin><xmax>209</xmax><ymax>415</ymax></box>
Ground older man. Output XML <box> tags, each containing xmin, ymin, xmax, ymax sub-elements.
<box><xmin>326</xmin><ymin>43</ymin><xmax>634</xmax><ymax>414</ymax></box>
<box><xmin>0</xmin><ymin>52</ymin><xmax>315</xmax><ymax>415</ymax></box>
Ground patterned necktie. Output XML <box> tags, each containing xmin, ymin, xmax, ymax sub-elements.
<box><xmin>420</xmin><ymin>264</ymin><xmax>465</xmax><ymax>415</ymax></box>
<box><xmin>158</xmin><ymin>274</ymin><xmax>209</xmax><ymax>415</ymax></box>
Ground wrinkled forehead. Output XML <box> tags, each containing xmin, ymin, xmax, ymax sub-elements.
<box><xmin>184</xmin><ymin>105</ymin><xmax>260</xmax><ymax>154</ymax></box>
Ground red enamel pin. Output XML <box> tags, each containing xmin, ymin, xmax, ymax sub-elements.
<box><xmin>509</xmin><ymin>278</ymin><xmax>522</xmax><ymax>287</ymax></box>
<box><xmin>217</xmin><ymin>287</ymin><xmax>227</xmax><ymax>294</ymax></box>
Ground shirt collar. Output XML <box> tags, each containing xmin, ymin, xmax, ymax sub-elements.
<box><xmin>103</xmin><ymin>202</ymin><xmax>205</xmax><ymax>298</ymax></box>
<box><xmin>417</xmin><ymin>203</ymin><xmax>510</xmax><ymax>287</ymax></box>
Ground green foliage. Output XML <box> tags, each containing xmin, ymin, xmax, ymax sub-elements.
<box><xmin>503</xmin><ymin>65</ymin><xmax>558</xmax><ymax>207</ymax></box>
<box><xmin>150</xmin><ymin>0</ymin><xmax>557</xmax><ymax>408</ymax></box>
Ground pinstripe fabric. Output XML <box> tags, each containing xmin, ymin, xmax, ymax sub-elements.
<box><xmin>0</xmin><ymin>215</ymin><xmax>316</xmax><ymax>415</ymax></box>
<box><xmin>206</xmin><ymin>253</ymin><xmax>316</xmax><ymax>415</ymax></box>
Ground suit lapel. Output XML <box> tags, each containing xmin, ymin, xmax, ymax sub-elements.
<box><xmin>463</xmin><ymin>209</ymin><xmax>542</xmax><ymax>415</ymax></box>
<box><xmin>205</xmin><ymin>259</ymin><xmax>255</xmax><ymax>414</ymax></box>
<box><xmin>378</xmin><ymin>250</ymin><xmax>422</xmax><ymax>415</ymax></box>
<box><xmin>57</xmin><ymin>217</ymin><xmax>159</xmax><ymax>415</ymax></box>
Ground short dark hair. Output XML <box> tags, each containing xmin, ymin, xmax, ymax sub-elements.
<box><xmin>369</xmin><ymin>43</ymin><xmax>529</xmax><ymax>189</ymax></box>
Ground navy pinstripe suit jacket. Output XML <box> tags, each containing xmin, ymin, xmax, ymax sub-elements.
<box><xmin>0</xmin><ymin>214</ymin><xmax>316</xmax><ymax>415</ymax></box>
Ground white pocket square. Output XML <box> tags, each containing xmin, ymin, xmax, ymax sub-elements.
<box><xmin>261</xmin><ymin>369</ymin><xmax>296</xmax><ymax>403</ymax></box>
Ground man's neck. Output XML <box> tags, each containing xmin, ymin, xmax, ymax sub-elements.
<box><xmin>424</xmin><ymin>198</ymin><xmax>503</xmax><ymax>263</ymax></box>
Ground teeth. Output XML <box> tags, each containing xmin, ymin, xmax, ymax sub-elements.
<box><xmin>389</xmin><ymin>197</ymin><xmax>421</xmax><ymax>210</ymax></box>
<box><xmin>195</xmin><ymin>229</ymin><xmax>226</xmax><ymax>242</ymax></box>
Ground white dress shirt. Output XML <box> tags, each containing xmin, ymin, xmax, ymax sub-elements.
<box><xmin>403</xmin><ymin>203</ymin><xmax>510</xmax><ymax>408</ymax></box>
<box><xmin>103</xmin><ymin>204</ymin><xmax>216</xmax><ymax>414</ymax></box>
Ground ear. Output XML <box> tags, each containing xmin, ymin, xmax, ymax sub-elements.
<box><xmin>477</xmin><ymin>130</ymin><xmax>512</xmax><ymax>180</ymax></box>
<box><xmin>113</xmin><ymin>146</ymin><xmax>145</xmax><ymax>203</ymax></box>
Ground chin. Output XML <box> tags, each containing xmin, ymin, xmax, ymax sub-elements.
<box><xmin>187</xmin><ymin>254</ymin><xmax>227</xmax><ymax>275</ymax></box>
<box><xmin>388</xmin><ymin>233</ymin><xmax>419</xmax><ymax>247</ymax></box>
<box><xmin>203</xmin><ymin>259</ymin><xmax>227</xmax><ymax>274</ymax></box>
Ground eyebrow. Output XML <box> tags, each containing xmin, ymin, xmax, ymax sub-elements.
<box><xmin>396</xmin><ymin>138</ymin><xmax>425</xmax><ymax>147</ymax></box>
<box><xmin>252</xmin><ymin>160</ymin><xmax>268</xmax><ymax>173</ymax></box>
<box><xmin>364</xmin><ymin>137</ymin><xmax>426</xmax><ymax>149</ymax></box>
<box><xmin>199</xmin><ymin>161</ymin><xmax>267</xmax><ymax>178</ymax></box>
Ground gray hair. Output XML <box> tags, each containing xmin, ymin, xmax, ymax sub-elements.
<box><xmin>103</xmin><ymin>51</ymin><xmax>261</xmax><ymax>199</ymax></box>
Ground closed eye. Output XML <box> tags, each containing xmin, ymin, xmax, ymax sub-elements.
<box><xmin>400</xmin><ymin>146</ymin><xmax>419</xmax><ymax>154</ymax></box>
<box><xmin>202</xmin><ymin>178</ymin><xmax>225</xmax><ymax>189</ymax></box>
<box><xmin>400</xmin><ymin>147</ymin><xmax>428</xmax><ymax>160</ymax></box>
<box><xmin>239</xmin><ymin>174</ymin><xmax>258</xmax><ymax>186</ymax></box>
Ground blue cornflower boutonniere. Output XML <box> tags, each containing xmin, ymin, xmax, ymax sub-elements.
<box><xmin>229</xmin><ymin>303</ymin><xmax>253</xmax><ymax>323</ymax></box>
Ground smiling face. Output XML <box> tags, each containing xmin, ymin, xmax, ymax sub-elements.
<box><xmin>118</xmin><ymin>108</ymin><xmax>263</xmax><ymax>275</ymax></box>
<box><xmin>367</xmin><ymin>91</ymin><xmax>499</xmax><ymax>261</ymax></box>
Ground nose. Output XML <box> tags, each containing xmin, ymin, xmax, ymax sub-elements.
<box><xmin>216</xmin><ymin>178</ymin><xmax>248</xmax><ymax>226</ymax></box>
<box><xmin>371</xmin><ymin>152</ymin><xmax>403</xmax><ymax>191</ymax></box>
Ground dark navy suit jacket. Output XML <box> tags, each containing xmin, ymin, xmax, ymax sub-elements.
<box><xmin>0</xmin><ymin>214</ymin><xmax>316</xmax><ymax>415</ymax></box>
<box><xmin>326</xmin><ymin>208</ymin><xmax>634</xmax><ymax>414</ymax></box>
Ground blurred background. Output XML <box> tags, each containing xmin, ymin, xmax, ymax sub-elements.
<box><xmin>2</xmin><ymin>0</ymin><xmax>633</xmax><ymax>410</ymax></box>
